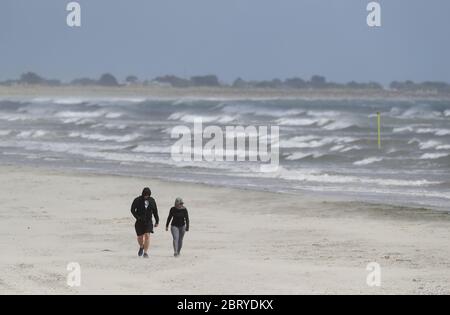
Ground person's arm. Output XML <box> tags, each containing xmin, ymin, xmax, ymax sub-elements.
<box><xmin>185</xmin><ymin>209</ymin><xmax>190</xmax><ymax>232</ymax></box>
<box><xmin>166</xmin><ymin>208</ymin><xmax>174</xmax><ymax>230</ymax></box>
<box><xmin>130</xmin><ymin>199</ymin><xmax>139</xmax><ymax>220</ymax></box>
<box><xmin>152</xmin><ymin>199</ymin><xmax>160</xmax><ymax>226</ymax></box>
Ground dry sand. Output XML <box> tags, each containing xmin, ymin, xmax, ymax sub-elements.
<box><xmin>0</xmin><ymin>165</ymin><xmax>449</xmax><ymax>295</ymax></box>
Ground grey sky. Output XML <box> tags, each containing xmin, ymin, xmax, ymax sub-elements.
<box><xmin>1</xmin><ymin>0</ymin><xmax>449</xmax><ymax>84</ymax></box>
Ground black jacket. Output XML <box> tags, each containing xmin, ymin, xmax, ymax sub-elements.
<box><xmin>131</xmin><ymin>196</ymin><xmax>159</xmax><ymax>224</ymax></box>
<box><xmin>166</xmin><ymin>207</ymin><xmax>189</xmax><ymax>231</ymax></box>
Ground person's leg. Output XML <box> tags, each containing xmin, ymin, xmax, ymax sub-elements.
<box><xmin>137</xmin><ymin>235</ymin><xmax>144</xmax><ymax>248</ymax></box>
<box><xmin>137</xmin><ymin>235</ymin><xmax>145</xmax><ymax>256</ymax></box>
<box><xmin>171</xmin><ymin>226</ymin><xmax>180</xmax><ymax>255</ymax></box>
<box><xmin>177</xmin><ymin>226</ymin><xmax>186</xmax><ymax>255</ymax></box>
<box><xmin>143</xmin><ymin>233</ymin><xmax>150</xmax><ymax>254</ymax></box>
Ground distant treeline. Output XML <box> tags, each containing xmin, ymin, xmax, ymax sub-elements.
<box><xmin>2</xmin><ymin>72</ymin><xmax>450</xmax><ymax>93</ymax></box>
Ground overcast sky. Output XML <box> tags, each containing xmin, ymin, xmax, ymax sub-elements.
<box><xmin>1</xmin><ymin>0</ymin><xmax>449</xmax><ymax>84</ymax></box>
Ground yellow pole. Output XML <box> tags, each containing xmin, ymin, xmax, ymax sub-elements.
<box><xmin>377</xmin><ymin>112</ymin><xmax>381</xmax><ymax>150</ymax></box>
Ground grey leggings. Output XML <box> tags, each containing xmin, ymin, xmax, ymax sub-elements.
<box><xmin>171</xmin><ymin>225</ymin><xmax>186</xmax><ymax>254</ymax></box>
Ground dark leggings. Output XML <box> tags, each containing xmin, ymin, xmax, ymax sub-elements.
<box><xmin>171</xmin><ymin>225</ymin><xmax>186</xmax><ymax>254</ymax></box>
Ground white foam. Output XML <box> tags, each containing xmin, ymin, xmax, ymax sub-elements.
<box><xmin>285</xmin><ymin>152</ymin><xmax>324</xmax><ymax>161</ymax></box>
<box><xmin>281</xmin><ymin>136</ymin><xmax>355</xmax><ymax>149</ymax></box>
<box><xmin>330</xmin><ymin>145</ymin><xmax>345</xmax><ymax>152</ymax></box>
<box><xmin>0</xmin><ymin>114</ymin><xmax>34</xmax><ymax>122</ymax></box>
<box><xmin>222</xmin><ymin>104</ymin><xmax>304</xmax><ymax>118</ymax></box>
<box><xmin>29</xmin><ymin>97</ymin><xmax>145</xmax><ymax>105</ymax></box>
<box><xmin>132</xmin><ymin>145</ymin><xmax>171</xmax><ymax>154</ymax></box>
<box><xmin>420</xmin><ymin>153</ymin><xmax>449</xmax><ymax>160</ymax></box>
<box><xmin>17</xmin><ymin>130</ymin><xmax>48</xmax><ymax>139</ymax></box>
<box><xmin>393</xmin><ymin>126</ymin><xmax>414</xmax><ymax>133</ymax></box>
<box><xmin>444</xmin><ymin>110</ymin><xmax>450</xmax><ymax>117</ymax></box>
<box><xmin>105</xmin><ymin>112</ymin><xmax>123</xmax><ymax>119</ymax></box>
<box><xmin>353</xmin><ymin>157</ymin><xmax>383</xmax><ymax>166</ymax></box>
<box><xmin>398</xmin><ymin>107</ymin><xmax>441</xmax><ymax>120</ymax></box>
<box><xmin>69</xmin><ymin>132</ymin><xmax>140</xmax><ymax>143</ymax></box>
<box><xmin>276</xmin><ymin>118</ymin><xmax>330</xmax><ymax>127</ymax></box>
<box><xmin>0</xmin><ymin>130</ymin><xmax>12</xmax><ymax>137</ymax></box>
<box><xmin>416</xmin><ymin>128</ymin><xmax>450</xmax><ymax>136</ymax></box>
<box><xmin>306</xmin><ymin>110</ymin><xmax>340</xmax><ymax>118</ymax></box>
<box><xmin>62</xmin><ymin>118</ymin><xmax>96</xmax><ymax>125</ymax></box>
<box><xmin>419</xmin><ymin>140</ymin><xmax>442</xmax><ymax>150</ymax></box>
<box><xmin>409</xmin><ymin>139</ymin><xmax>442</xmax><ymax>150</ymax></box>
<box><xmin>53</xmin><ymin>98</ymin><xmax>86</xmax><ymax>105</ymax></box>
<box><xmin>251</xmin><ymin>166</ymin><xmax>439</xmax><ymax>187</ymax></box>
<box><xmin>436</xmin><ymin>145</ymin><xmax>450</xmax><ymax>150</ymax></box>
<box><xmin>169</xmin><ymin>113</ymin><xmax>237</xmax><ymax>124</ymax></box>
<box><xmin>281</xmin><ymin>138</ymin><xmax>331</xmax><ymax>149</ymax></box>
<box><xmin>91</xmin><ymin>123</ymin><xmax>128</xmax><ymax>130</ymax></box>
<box><xmin>340</xmin><ymin>145</ymin><xmax>361</xmax><ymax>153</ymax></box>
<box><xmin>322</xmin><ymin>121</ymin><xmax>356</xmax><ymax>131</ymax></box>
<box><xmin>56</xmin><ymin>110</ymin><xmax>105</xmax><ymax>119</ymax></box>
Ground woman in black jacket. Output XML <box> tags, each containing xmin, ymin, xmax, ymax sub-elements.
<box><xmin>166</xmin><ymin>197</ymin><xmax>190</xmax><ymax>257</ymax></box>
<box><xmin>131</xmin><ymin>187</ymin><xmax>159</xmax><ymax>258</ymax></box>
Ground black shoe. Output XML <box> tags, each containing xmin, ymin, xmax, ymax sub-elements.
<box><xmin>143</xmin><ymin>253</ymin><xmax>149</xmax><ymax>259</ymax></box>
<box><xmin>138</xmin><ymin>247</ymin><xmax>144</xmax><ymax>257</ymax></box>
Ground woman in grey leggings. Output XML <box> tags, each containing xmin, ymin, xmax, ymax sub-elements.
<box><xmin>166</xmin><ymin>198</ymin><xmax>190</xmax><ymax>257</ymax></box>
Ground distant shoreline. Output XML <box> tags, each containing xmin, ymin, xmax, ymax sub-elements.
<box><xmin>1</xmin><ymin>85</ymin><xmax>450</xmax><ymax>102</ymax></box>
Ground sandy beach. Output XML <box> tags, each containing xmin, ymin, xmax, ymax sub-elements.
<box><xmin>0</xmin><ymin>165</ymin><xmax>449</xmax><ymax>295</ymax></box>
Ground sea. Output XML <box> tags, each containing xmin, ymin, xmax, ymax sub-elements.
<box><xmin>0</xmin><ymin>97</ymin><xmax>449</xmax><ymax>210</ymax></box>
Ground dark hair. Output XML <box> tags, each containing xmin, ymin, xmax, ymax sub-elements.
<box><xmin>142</xmin><ymin>187</ymin><xmax>151</xmax><ymax>197</ymax></box>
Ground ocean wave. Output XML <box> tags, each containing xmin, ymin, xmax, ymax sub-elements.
<box><xmin>353</xmin><ymin>157</ymin><xmax>383</xmax><ymax>166</ymax></box>
<box><xmin>276</xmin><ymin>118</ymin><xmax>330</xmax><ymax>127</ymax></box>
<box><xmin>416</xmin><ymin>128</ymin><xmax>450</xmax><ymax>136</ymax></box>
<box><xmin>436</xmin><ymin>144</ymin><xmax>450</xmax><ymax>150</ymax></box>
<box><xmin>420</xmin><ymin>153</ymin><xmax>449</xmax><ymax>160</ymax></box>
<box><xmin>91</xmin><ymin>123</ymin><xmax>128</xmax><ymax>130</ymax></box>
<box><xmin>0</xmin><ymin>130</ymin><xmax>12</xmax><ymax>136</ymax></box>
<box><xmin>281</xmin><ymin>136</ymin><xmax>356</xmax><ymax>149</ymax></box>
<box><xmin>105</xmin><ymin>112</ymin><xmax>123</xmax><ymax>119</ymax></box>
<box><xmin>17</xmin><ymin>130</ymin><xmax>48</xmax><ymax>139</ymax></box>
<box><xmin>321</xmin><ymin>121</ymin><xmax>357</xmax><ymax>131</ymax></box>
<box><xmin>329</xmin><ymin>145</ymin><xmax>345</xmax><ymax>152</ymax></box>
<box><xmin>56</xmin><ymin>110</ymin><xmax>122</xmax><ymax>120</ymax></box>
<box><xmin>393</xmin><ymin>126</ymin><xmax>414</xmax><ymax>133</ymax></box>
<box><xmin>222</xmin><ymin>104</ymin><xmax>304</xmax><ymax>118</ymax></box>
<box><xmin>169</xmin><ymin>113</ymin><xmax>238</xmax><ymax>124</ymax></box>
<box><xmin>29</xmin><ymin>97</ymin><xmax>146</xmax><ymax>106</ymax></box>
<box><xmin>52</xmin><ymin>98</ymin><xmax>86</xmax><ymax>105</ymax></box>
<box><xmin>285</xmin><ymin>152</ymin><xmax>324</xmax><ymax>161</ymax></box>
<box><xmin>395</xmin><ymin>106</ymin><xmax>442</xmax><ymax>120</ymax></box>
<box><xmin>30</xmin><ymin>97</ymin><xmax>85</xmax><ymax>105</ymax></box>
<box><xmin>306</xmin><ymin>110</ymin><xmax>341</xmax><ymax>118</ymax></box>
<box><xmin>408</xmin><ymin>139</ymin><xmax>442</xmax><ymax>150</ymax></box>
<box><xmin>56</xmin><ymin>110</ymin><xmax>106</xmax><ymax>119</ymax></box>
<box><xmin>0</xmin><ymin>113</ymin><xmax>34</xmax><ymax>122</ymax></box>
<box><xmin>131</xmin><ymin>145</ymin><xmax>171</xmax><ymax>154</ymax></box>
<box><xmin>62</xmin><ymin>118</ymin><xmax>96</xmax><ymax>126</ymax></box>
<box><xmin>252</xmin><ymin>167</ymin><xmax>439</xmax><ymax>187</ymax></box>
<box><xmin>339</xmin><ymin>145</ymin><xmax>361</xmax><ymax>153</ymax></box>
<box><xmin>69</xmin><ymin>132</ymin><xmax>140</xmax><ymax>143</ymax></box>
